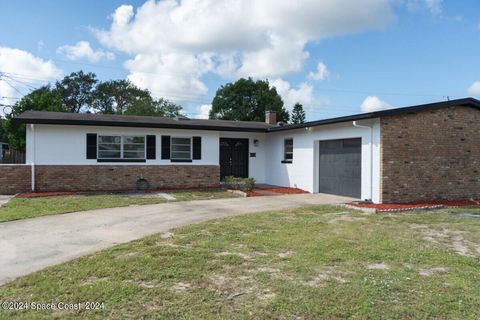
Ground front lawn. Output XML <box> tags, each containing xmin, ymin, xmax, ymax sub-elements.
<box><xmin>1</xmin><ymin>206</ymin><xmax>479</xmax><ymax>319</ymax></box>
<box><xmin>0</xmin><ymin>190</ymin><xmax>238</xmax><ymax>223</ymax></box>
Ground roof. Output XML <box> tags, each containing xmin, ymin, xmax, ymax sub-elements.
<box><xmin>12</xmin><ymin>97</ymin><xmax>480</xmax><ymax>133</ymax></box>
<box><xmin>12</xmin><ymin>111</ymin><xmax>276</xmax><ymax>132</ymax></box>
<box><xmin>269</xmin><ymin>97</ymin><xmax>480</xmax><ymax>132</ymax></box>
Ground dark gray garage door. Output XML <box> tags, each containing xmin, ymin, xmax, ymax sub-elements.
<box><xmin>319</xmin><ymin>138</ymin><xmax>361</xmax><ymax>198</ymax></box>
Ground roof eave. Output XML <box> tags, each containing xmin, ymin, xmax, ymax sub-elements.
<box><xmin>11</xmin><ymin>118</ymin><xmax>270</xmax><ymax>132</ymax></box>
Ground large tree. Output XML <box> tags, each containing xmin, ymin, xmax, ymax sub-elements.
<box><xmin>3</xmin><ymin>86</ymin><xmax>63</xmax><ymax>150</ymax></box>
<box><xmin>209</xmin><ymin>78</ymin><xmax>289</xmax><ymax>122</ymax></box>
<box><xmin>124</xmin><ymin>97</ymin><xmax>183</xmax><ymax>117</ymax></box>
<box><xmin>92</xmin><ymin>80</ymin><xmax>183</xmax><ymax>117</ymax></box>
<box><xmin>3</xmin><ymin>71</ymin><xmax>184</xmax><ymax>150</ymax></box>
<box><xmin>290</xmin><ymin>102</ymin><xmax>306</xmax><ymax>124</ymax></box>
<box><xmin>53</xmin><ymin>71</ymin><xmax>98</xmax><ymax>113</ymax></box>
<box><xmin>92</xmin><ymin>80</ymin><xmax>151</xmax><ymax>114</ymax></box>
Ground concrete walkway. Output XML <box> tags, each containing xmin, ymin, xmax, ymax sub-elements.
<box><xmin>0</xmin><ymin>193</ymin><xmax>352</xmax><ymax>285</ymax></box>
<box><xmin>0</xmin><ymin>195</ymin><xmax>12</xmax><ymax>208</ymax></box>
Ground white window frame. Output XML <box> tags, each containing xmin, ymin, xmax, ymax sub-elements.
<box><xmin>283</xmin><ymin>137</ymin><xmax>293</xmax><ymax>163</ymax></box>
<box><xmin>170</xmin><ymin>136</ymin><xmax>193</xmax><ymax>161</ymax></box>
<box><xmin>97</xmin><ymin>135</ymin><xmax>146</xmax><ymax>160</ymax></box>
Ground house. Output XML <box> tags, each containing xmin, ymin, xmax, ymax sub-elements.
<box><xmin>0</xmin><ymin>142</ymin><xmax>8</xmax><ymax>161</ymax></box>
<box><xmin>3</xmin><ymin>98</ymin><xmax>480</xmax><ymax>203</ymax></box>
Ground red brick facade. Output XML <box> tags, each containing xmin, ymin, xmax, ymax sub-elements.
<box><xmin>380</xmin><ymin>106</ymin><xmax>480</xmax><ymax>203</ymax></box>
<box><xmin>0</xmin><ymin>165</ymin><xmax>220</xmax><ymax>194</ymax></box>
<box><xmin>0</xmin><ymin>165</ymin><xmax>31</xmax><ymax>194</ymax></box>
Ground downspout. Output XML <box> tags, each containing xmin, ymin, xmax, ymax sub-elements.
<box><xmin>30</xmin><ymin>124</ymin><xmax>35</xmax><ymax>192</ymax></box>
<box><xmin>353</xmin><ymin>121</ymin><xmax>373</xmax><ymax>201</ymax></box>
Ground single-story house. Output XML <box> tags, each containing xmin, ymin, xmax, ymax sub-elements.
<box><xmin>2</xmin><ymin>97</ymin><xmax>479</xmax><ymax>203</ymax></box>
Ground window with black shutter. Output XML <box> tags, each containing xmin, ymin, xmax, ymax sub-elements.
<box><xmin>161</xmin><ymin>135</ymin><xmax>171</xmax><ymax>159</ymax></box>
<box><xmin>86</xmin><ymin>133</ymin><xmax>97</xmax><ymax>159</ymax></box>
<box><xmin>146</xmin><ymin>135</ymin><xmax>156</xmax><ymax>159</ymax></box>
<box><xmin>192</xmin><ymin>136</ymin><xmax>201</xmax><ymax>160</ymax></box>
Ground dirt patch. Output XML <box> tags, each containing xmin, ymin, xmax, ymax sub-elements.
<box><xmin>278</xmin><ymin>250</ymin><xmax>295</xmax><ymax>258</ymax></box>
<box><xmin>216</xmin><ymin>251</ymin><xmax>267</xmax><ymax>260</ymax></box>
<box><xmin>411</xmin><ymin>225</ymin><xmax>479</xmax><ymax>258</ymax></box>
<box><xmin>160</xmin><ymin>232</ymin><xmax>174</xmax><ymax>239</ymax></box>
<box><xmin>139</xmin><ymin>280</ymin><xmax>161</xmax><ymax>289</ymax></box>
<box><xmin>172</xmin><ymin>282</ymin><xmax>191</xmax><ymax>292</ymax></box>
<box><xmin>418</xmin><ymin>267</ymin><xmax>448</xmax><ymax>277</ymax></box>
<box><xmin>304</xmin><ymin>266</ymin><xmax>350</xmax><ymax>287</ymax></box>
<box><xmin>328</xmin><ymin>214</ymin><xmax>367</xmax><ymax>224</ymax></box>
<box><xmin>257</xmin><ymin>267</ymin><xmax>280</xmax><ymax>274</ymax></box>
<box><xmin>80</xmin><ymin>276</ymin><xmax>109</xmax><ymax>286</ymax></box>
<box><xmin>366</xmin><ymin>263</ymin><xmax>390</xmax><ymax>271</ymax></box>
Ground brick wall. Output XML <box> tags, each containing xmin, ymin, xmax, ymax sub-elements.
<box><xmin>0</xmin><ymin>165</ymin><xmax>220</xmax><ymax>194</ymax></box>
<box><xmin>381</xmin><ymin>106</ymin><xmax>480</xmax><ymax>203</ymax></box>
<box><xmin>0</xmin><ymin>165</ymin><xmax>31</xmax><ymax>194</ymax></box>
<box><xmin>34</xmin><ymin>165</ymin><xmax>220</xmax><ymax>192</ymax></box>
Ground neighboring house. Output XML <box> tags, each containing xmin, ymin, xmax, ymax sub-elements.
<box><xmin>0</xmin><ymin>142</ymin><xmax>8</xmax><ymax>161</ymax></box>
<box><xmin>4</xmin><ymin>98</ymin><xmax>480</xmax><ymax>203</ymax></box>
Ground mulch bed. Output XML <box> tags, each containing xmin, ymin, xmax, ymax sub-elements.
<box><xmin>348</xmin><ymin>199</ymin><xmax>480</xmax><ymax>213</ymax></box>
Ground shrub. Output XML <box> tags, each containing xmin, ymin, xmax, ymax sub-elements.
<box><xmin>224</xmin><ymin>176</ymin><xmax>255</xmax><ymax>192</ymax></box>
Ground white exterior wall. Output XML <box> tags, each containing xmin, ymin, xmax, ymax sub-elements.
<box><xmin>264</xmin><ymin>119</ymin><xmax>381</xmax><ymax>203</ymax></box>
<box><xmin>25</xmin><ymin>124</ymin><xmax>267</xmax><ymax>183</ymax></box>
<box><xmin>26</xmin><ymin>119</ymin><xmax>380</xmax><ymax>202</ymax></box>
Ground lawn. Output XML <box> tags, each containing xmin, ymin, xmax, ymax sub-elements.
<box><xmin>1</xmin><ymin>205</ymin><xmax>479</xmax><ymax>319</ymax></box>
<box><xmin>0</xmin><ymin>190</ymin><xmax>238</xmax><ymax>223</ymax></box>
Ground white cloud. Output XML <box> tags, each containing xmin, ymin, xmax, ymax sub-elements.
<box><xmin>194</xmin><ymin>104</ymin><xmax>212</xmax><ymax>119</ymax></box>
<box><xmin>407</xmin><ymin>0</ymin><xmax>442</xmax><ymax>16</ymax></box>
<box><xmin>270</xmin><ymin>78</ymin><xmax>317</xmax><ymax>110</ymax></box>
<box><xmin>360</xmin><ymin>96</ymin><xmax>393</xmax><ymax>113</ymax></box>
<box><xmin>467</xmin><ymin>81</ymin><xmax>480</xmax><ymax>96</ymax></box>
<box><xmin>308</xmin><ymin>62</ymin><xmax>330</xmax><ymax>81</ymax></box>
<box><xmin>0</xmin><ymin>47</ymin><xmax>62</xmax><ymax>115</ymax></box>
<box><xmin>360</xmin><ymin>96</ymin><xmax>394</xmax><ymax>112</ymax></box>
<box><xmin>94</xmin><ymin>0</ymin><xmax>394</xmax><ymax>101</ymax></box>
<box><xmin>57</xmin><ymin>41</ymin><xmax>115</xmax><ymax>62</ymax></box>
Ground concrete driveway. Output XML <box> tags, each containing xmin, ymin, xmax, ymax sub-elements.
<box><xmin>0</xmin><ymin>193</ymin><xmax>352</xmax><ymax>285</ymax></box>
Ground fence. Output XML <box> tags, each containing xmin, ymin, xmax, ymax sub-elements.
<box><xmin>0</xmin><ymin>149</ymin><xmax>26</xmax><ymax>164</ymax></box>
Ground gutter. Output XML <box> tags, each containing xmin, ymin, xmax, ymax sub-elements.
<box><xmin>352</xmin><ymin>121</ymin><xmax>373</xmax><ymax>201</ymax></box>
<box><xmin>30</xmin><ymin>124</ymin><xmax>35</xmax><ymax>192</ymax></box>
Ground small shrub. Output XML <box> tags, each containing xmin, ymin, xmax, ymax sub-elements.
<box><xmin>224</xmin><ymin>176</ymin><xmax>255</xmax><ymax>192</ymax></box>
<box><xmin>243</xmin><ymin>177</ymin><xmax>256</xmax><ymax>192</ymax></box>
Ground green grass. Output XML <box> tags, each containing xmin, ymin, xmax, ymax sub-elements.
<box><xmin>0</xmin><ymin>190</ymin><xmax>238</xmax><ymax>223</ymax></box>
<box><xmin>1</xmin><ymin>206</ymin><xmax>480</xmax><ymax>319</ymax></box>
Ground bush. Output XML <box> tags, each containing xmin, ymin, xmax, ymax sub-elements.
<box><xmin>224</xmin><ymin>176</ymin><xmax>256</xmax><ymax>192</ymax></box>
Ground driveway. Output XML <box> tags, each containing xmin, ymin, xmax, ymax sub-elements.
<box><xmin>0</xmin><ymin>193</ymin><xmax>352</xmax><ymax>285</ymax></box>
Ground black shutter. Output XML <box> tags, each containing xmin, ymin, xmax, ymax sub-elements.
<box><xmin>146</xmin><ymin>135</ymin><xmax>156</xmax><ymax>159</ymax></box>
<box><xmin>161</xmin><ymin>135</ymin><xmax>170</xmax><ymax>159</ymax></box>
<box><xmin>86</xmin><ymin>133</ymin><xmax>97</xmax><ymax>159</ymax></box>
<box><xmin>193</xmin><ymin>136</ymin><xmax>201</xmax><ymax>160</ymax></box>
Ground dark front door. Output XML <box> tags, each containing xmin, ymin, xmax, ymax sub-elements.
<box><xmin>220</xmin><ymin>138</ymin><xmax>249</xmax><ymax>179</ymax></box>
<box><xmin>319</xmin><ymin>138</ymin><xmax>361</xmax><ymax>198</ymax></box>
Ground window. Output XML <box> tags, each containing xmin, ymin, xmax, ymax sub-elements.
<box><xmin>283</xmin><ymin>138</ymin><xmax>293</xmax><ymax>163</ymax></box>
<box><xmin>98</xmin><ymin>135</ymin><xmax>145</xmax><ymax>159</ymax></box>
<box><xmin>171</xmin><ymin>137</ymin><xmax>192</xmax><ymax>161</ymax></box>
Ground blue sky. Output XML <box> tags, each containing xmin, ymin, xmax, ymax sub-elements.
<box><xmin>1</xmin><ymin>0</ymin><xmax>479</xmax><ymax>120</ymax></box>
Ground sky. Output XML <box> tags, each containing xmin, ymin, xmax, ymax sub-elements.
<box><xmin>0</xmin><ymin>0</ymin><xmax>479</xmax><ymax>120</ymax></box>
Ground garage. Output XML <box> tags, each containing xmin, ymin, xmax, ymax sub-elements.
<box><xmin>319</xmin><ymin>138</ymin><xmax>361</xmax><ymax>198</ymax></box>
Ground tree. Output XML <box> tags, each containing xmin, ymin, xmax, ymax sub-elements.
<box><xmin>209</xmin><ymin>78</ymin><xmax>289</xmax><ymax>122</ymax></box>
<box><xmin>290</xmin><ymin>102</ymin><xmax>306</xmax><ymax>124</ymax></box>
<box><xmin>92</xmin><ymin>80</ymin><xmax>183</xmax><ymax>117</ymax></box>
<box><xmin>92</xmin><ymin>80</ymin><xmax>151</xmax><ymax>114</ymax></box>
<box><xmin>124</xmin><ymin>97</ymin><xmax>183</xmax><ymax>117</ymax></box>
<box><xmin>0</xmin><ymin>118</ymin><xmax>6</xmax><ymax>143</ymax></box>
<box><xmin>3</xmin><ymin>86</ymin><xmax>63</xmax><ymax>150</ymax></box>
<box><xmin>53</xmin><ymin>71</ymin><xmax>98</xmax><ymax>113</ymax></box>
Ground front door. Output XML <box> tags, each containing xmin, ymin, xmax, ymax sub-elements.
<box><xmin>219</xmin><ymin>138</ymin><xmax>249</xmax><ymax>179</ymax></box>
